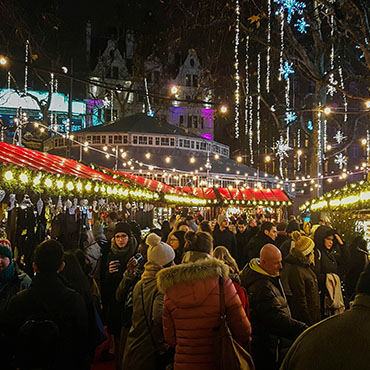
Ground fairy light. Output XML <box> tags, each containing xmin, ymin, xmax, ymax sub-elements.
<box><xmin>234</xmin><ymin>0</ymin><xmax>241</xmax><ymax>139</ymax></box>
<box><xmin>245</xmin><ymin>36</ymin><xmax>250</xmax><ymax>136</ymax></box>
<box><xmin>7</xmin><ymin>71</ymin><xmax>11</xmax><ymax>89</ymax></box>
<box><xmin>297</xmin><ymin>128</ymin><xmax>301</xmax><ymax>147</ymax></box>
<box><xmin>249</xmin><ymin>96</ymin><xmax>254</xmax><ymax>165</ymax></box>
<box><xmin>278</xmin><ymin>10</ymin><xmax>285</xmax><ymax>81</ymax></box>
<box><xmin>338</xmin><ymin>55</ymin><xmax>348</xmax><ymax>123</ymax></box>
<box><xmin>110</xmin><ymin>90</ymin><xmax>114</xmax><ymax>121</ymax></box>
<box><xmin>24</xmin><ymin>40</ymin><xmax>29</xmax><ymax>93</ymax></box>
<box><xmin>144</xmin><ymin>77</ymin><xmax>153</xmax><ymax>117</ymax></box>
<box><xmin>266</xmin><ymin>0</ymin><xmax>272</xmax><ymax>92</ymax></box>
<box><xmin>285</xmin><ymin>76</ymin><xmax>291</xmax><ymax>143</ymax></box>
<box><xmin>257</xmin><ymin>53</ymin><xmax>261</xmax><ymax>145</ymax></box>
<box><xmin>323</xmin><ymin>119</ymin><xmax>327</xmax><ymax>153</ymax></box>
<box><xmin>297</xmin><ymin>149</ymin><xmax>302</xmax><ymax>171</ymax></box>
<box><xmin>317</xmin><ymin>102</ymin><xmax>322</xmax><ymax>179</ymax></box>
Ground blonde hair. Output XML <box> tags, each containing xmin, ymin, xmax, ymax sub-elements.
<box><xmin>213</xmin><ymin>246</ymin><xmax>239</xmax><ymax>274</ymax></box>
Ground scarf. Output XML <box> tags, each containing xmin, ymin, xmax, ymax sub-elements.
<box><xmin>141</xmin><ymin>262</ymin><xmax>162</xmax><ymax>283</ymax></box>
<box><xmin>111</xmin><ymin>239</ymin><xmax>136</xmax><ymax>262</ymax></box>
<box><xmin>0</xmin><ymin>261</ymin><xmax>16</xmax><ymax>288</ymax></box>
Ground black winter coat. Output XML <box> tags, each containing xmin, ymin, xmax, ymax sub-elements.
<box><xmin>246</xmin><ymin>231</ymin><xmax>276</xmax><ymax>262</ymax></box>
<box><xmin>241</xmin><ymin>263</ymin><xmax>307</xmax><ymax>370</ymax></box>
<box><xmin>237</xmin><ymin>226</ymin><xmax>259</xmax><ymax>268</ymax></box>
<box><xmin>212</xmin><ymin>227</ymin><xmax>237</xmax><ymax>259</ymax></box>
<box><xmin>1</xmin><ymin>274</ymin><xmax>89</xmax><ymax>370</ymax></box>
<box><xmin>101</xmin><ymin>238</ymin><xmax>137</xmax><ymax>335</ymax></box>
<box><xmin>285</xmin><ymin>251</ymin><xmax>321</xmax><ymax>326</ymax></box>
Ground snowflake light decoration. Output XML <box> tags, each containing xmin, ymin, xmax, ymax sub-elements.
<box><xmin>280</xmin><ymin>61</ymin><xmax>295</xmax><ymax>80</ymax></box>
<box><xmin>274</xmin><ymin>0</ymin><xmax>306</xmax><ymax>24</ymax></box>
<box><xmin>102</xmin><ymin>96</ymin><xmax>111</xmax><ymax>108</ymax></box>
<box><xmin>307</xmin><ymin>120</ymin><xmax>313</xmax><ymax>130</ymax></box>
<box><xmin>285</xmin><ymin>111</ymin><xmax>297</xmax><ymax>123</ymax></box>
<box><xmin>334</xmin><ymin>131</ymin><xmax>346</xmax><ymax>144</ymax></box>
<box><xmin>334</xmin><ymin>153</ymin><xmax>347</xmax><ymax>170</ymax></box>
<box><xmin>327</xmin><ymin>74</ymin><xmax>338</xmax><ymax>96</ymax></box>
<box><xmin>295</xmin><ymin>18</ymin><xmax>310</xmax><ymax>33</ymax></box>
<box><xmin>274</xmin><ymin>137</ymin><xmax>292</xmax><ymax>159</ymax></box>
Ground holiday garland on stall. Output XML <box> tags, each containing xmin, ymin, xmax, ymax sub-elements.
<box><xmin>300</xmin><ymin>179</ymin><xmax>370</xmax><ymax>212</ymax></box>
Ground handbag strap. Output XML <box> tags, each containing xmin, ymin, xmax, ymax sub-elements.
<box><xmin>140</xmin><ymin>282</ymin><xmax>159</xmax><ymax>352</ymax></box>
<box><xmin>219</xmin><ymin>276</ymin><xmax>226</xmax><ymax>320</ymax></box>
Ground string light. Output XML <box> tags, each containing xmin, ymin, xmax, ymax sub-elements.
<box><xmin>266</xmin><ymin>0</ymin><xmax>271</xmax><ymax>92</ymax></box>
<box><xmin>317</xmin><ymin>102</ymin><xmax>322</xmax><ymax>180</ymax></box>
<box><xmin>234</xmin><ymin>0</ymin><xmax>240</xmax><ymax>139</ymax></box>
<box><xmin>249</xmin><ymin>96</ymin><xmax>254</xmax><ymax>164</ymax></box>
<box><xmin>144</xmin><ymin>77</ymin><xmax>153</xmax><ymax>117</ymax></box>
<box><xmin>24</xmin><ymin>40</ymin><xmax>29</xmax><ymax>94</ymax></box>
<box><xmin>257</xmin><ymin>53</ymin><xmax>261</xmax><ymax>145</ymax></box>
<box><xmin>278</xmin><ymin>10</ymin><xmax>285</xmax><ymax>81</ymax></box>
<box><xmin>7</xmin><ymin>71</ymin><xmax>11</xmax><ymax>89</ymax></box>
<box><xmin>245</xmin><ymin>36</ymin><xmax>250</xmax><ymax>136</ymax></box>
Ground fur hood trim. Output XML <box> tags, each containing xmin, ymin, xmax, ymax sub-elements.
<box><xmin>157</xmin><ymin>258</ymin><xmax>229</xmax><ymax>294</ymax></box>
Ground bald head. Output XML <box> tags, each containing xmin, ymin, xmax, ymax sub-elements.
<box><xmin>260</xmin><ymin>244</ymin><xmax>282</xmax><ymax>276</ymax></box>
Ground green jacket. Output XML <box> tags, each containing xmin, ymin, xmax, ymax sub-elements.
<box><xmin>122</xmin><ymin>278</ymin><xmax>164</xmax><ymax>370</ymax></box>
<box><xmin>280</xmin><ymin>294</ymin><xmax>370</xmax><ymax>370</ymax></box>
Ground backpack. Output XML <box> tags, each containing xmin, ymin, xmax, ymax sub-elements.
<box><xmin>17</xmin><ymin>319</ymin><xmax>60</xmax><ymax>369</ymax></box>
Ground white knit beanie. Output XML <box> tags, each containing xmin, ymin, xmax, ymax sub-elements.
<box><xmin>146</xmin><ymin>233</ymin><xmax>175</xmax><ymax>266</ymax></box>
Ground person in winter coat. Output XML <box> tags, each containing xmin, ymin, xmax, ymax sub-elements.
<box><xmin>182</xmin><ymin>231</ymin><xmax>213</xmax><ymax>263</ymax></box>
<box><xmin>213</xmin><ymin>245</ymin><xmax>247</xmax><ymax>309</ymax></box>
<box><xmin>275</xmin><ymin>222</ymin><xmax>288</xmax><ymax>249</ymax></box>
<box><xmin>0</xmin><ymin>239</ymin><xmax>89</xmax><ymax>370</ymax></box>
<box><xmin>157</xmin><ymin>234</ymin><xmax>251</xmax><ymax>370</ymax></box>
<box><xmin>212</xmin><ymin>214</ymin><xmax>237</xmax><ymax>259</ymax></box>
<box><xmin>285</xmin><ymin>232</ymin><xmax>321</xmax><ymax>326</ymax></box>
<box><xmin>313</xmin><ymin>225</ymin><xmax>349</xmax><ymax>317</ymax></box>
<box><xmin>101</xmin><ymin>222</ymin><xmax>137</xmax><ymax>369</ymax></box>
<box><xmin>241</xmin><ymin>244</ymin><xmax>307</xmax><ymax>370</ymax></box>
<box><xmin>281</xmin><ymin>263</ymin><xmax>370</xmax><ymax>370</ymax></box>
<box><xmin>122</xmin><ymin>233</ymin><xmax>175</xmax><ymax>370</ymax></box>
<box><xmin>167</xmin><ymin>230</ymin><xmax>186</xmax><ymax>265</ymax></box>
<box><xmin>345</xmin><ymin>236</ymin><xmax>368</xmax><ymax>301</ymax></box>
<box><xmin>0</xmin><ymin>239</ymin><xmax>31</xmax><ymax>314</ymax></box>
<box><xmin>246</xmin><ymin>221</ymin><xmax>277</xmax><ymax>262</ymax></box>
<box><xmin>235</xmin><ymin>219</ymin><xmax>250</xmax><ymax>269</ymax></box>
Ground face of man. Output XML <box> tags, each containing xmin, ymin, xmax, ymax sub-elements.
<box><xmin>220</xmin><ymin>220</ymin><xmax>229</xmax><ymax>229</ymax></box>
<box><xmin>260</xmin><ymin>251</ymin><xmax>282</xmax><ymax>276</ymax></box>
<box><xmin>114</xmin><ymin>232</ymin><xmax>129</xmax><ymax>249</ymax></box>
<box><xmin>237</xmin><ymin>223</ymin><xmax>247</xmax><ymax>233</ymax></box>
<box><xmin>249</xmin><ymin>218</ymin><xmax>257</xmax><ymax>228</ymax></box>
<box><xmin>265</xmin><ymin>226</ymin><xmax>277</xmax><ymax>241</ymax></box>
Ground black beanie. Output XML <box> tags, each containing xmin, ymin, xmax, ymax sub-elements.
<box><xmin>113</xmin><ymin>222</ymin><xmax>132</xmax><ymax>237</ymax></box>
<box><xmin>172</xmin><ymin>230</ymin><xmax>186</xmax><ymax>248</ymax></box>
<box><xmin>286</xmin><ymin>220</ymin><xmax>300</xmax><ymax>234</ymax></box>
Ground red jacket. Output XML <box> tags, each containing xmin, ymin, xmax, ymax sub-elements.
<box><xmin>157</xmin><ymin>259</ymin><xmax>251</xmax><ymax>370</ymax></box>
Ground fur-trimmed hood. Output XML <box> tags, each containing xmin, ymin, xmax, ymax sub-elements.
<box><xmin>157</xmin><ymin>258</ymin><xmax>229</xmax><ymax>296</ymax></box>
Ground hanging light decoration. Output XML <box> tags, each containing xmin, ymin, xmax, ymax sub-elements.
<box><xmin>266</xmin><ymin>0</ymin><xmax>272</xmax><ymax>92</ymax></box>
<box><xmin>234</xmin><ymin>0</ymin><xmax>241</xmax><ymax>139</ymax></box>
<box><xmin>245</xmin><ymin>36</ymin><xmax>250</xmax><ymax>136</ymax></box>
<box><xmin>257</xmin><ymin>53</ymin><xmax>261</xmax><ymax>145</ymax></box>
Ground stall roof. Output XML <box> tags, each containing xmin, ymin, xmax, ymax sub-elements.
<box><xmin>0</xmin><ymin>142</ymin><xmax>126</xmax><ymax>185</ymax></box>
<box><xmin>176</xmin><ymin>187</ymin><xmax>291</xmax><ymax>202</ymax></box>
<box><xmin>102</xmin><ymin>168</ymin><xmax>184</xmax><ymax>195</ymax></box>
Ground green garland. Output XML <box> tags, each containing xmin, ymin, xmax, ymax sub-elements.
<box><xmin>0</xmin><ymin>164</ymin><xmax>159</xmax><ymax>202</ymax></box>
<box><xmin>300</xmin><ymin>179</ymin><xmax>370</xmax><ymax>212</ymax></box>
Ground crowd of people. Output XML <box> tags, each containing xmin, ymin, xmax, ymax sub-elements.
<box><xmin>0</xmin><ymin>209</ymin><xmax>370</xmax><ymax>370</ymax></box>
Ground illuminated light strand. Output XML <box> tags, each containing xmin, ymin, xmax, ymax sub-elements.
<box><xmin>323</xmin><ymin>119</ymin><xmax>327</xmax><ymax>154</ymax></box>
<box><xmin>50</xmin><ymin>73</ymin><xmax>55</xmax><ymax>126</ymax></box>
<box><xmin>266</xmin><ymin>0</ymin><xmax>272</xmax><ymax>92</ymax></box>
<box><xmin>257</xmin><ymin>53</ymin><xmax>261</xmax><ymax>145</ymax></box>
<box><xmin>245</xmin><ymin>36</ymin><xmax>250</xmax><ymax>136</ymax></box>
<box><xmin>278</xmin><ymin>10</ymin><xmax>285</xmax><ymax>81</ymax></box>
<box><xmin>24</xmin><ymin>40</ymin><xmax>29</xmax><ymax>94</ymax></box>
<box><xmin>249</xmin><ymin>96</ymin><xmax>254</xmax><ymax>164</ymax></box>
<box><xmin>7</xmin><ymin>72</ymin><xmax>11</xmax><ymax>89</ymax></box>
<box><xmin>234</xmin><ymin>0</ymin><xmax>241</xmax><ymax>139</ymax></box>
<box><xmin>338</xmin><ymin>56</ymin><xmax>348</xmax><ymax>123</ymax></box>
<box><xmin>317</xmin><ymin>102</ymin><xmax>322</xmax><ymax>178</ymax></box>
<box><xmin>297</xmin><ymin>128</ymin><xmax>301</xmax><ymax>147</ymax></box>
<box><xmin>111</xmin><ymin>90</ymin><xmax>114</xmax><ymax>121</ymax></box>
<box><xmin>144</xmin><ymin>78</ymin><xmax>153</xmax><ymax>117</ymax></box>
<box><xmin>297</xmin><ymin>150</ymin><xmax>302</xmax><ymax>171</ymax></box>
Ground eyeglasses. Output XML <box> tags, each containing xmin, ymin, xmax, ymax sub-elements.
<box><xmin>115</xmin><ymin>234</ymin><xmax>128</xmax><ymax>239</ymax></box>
